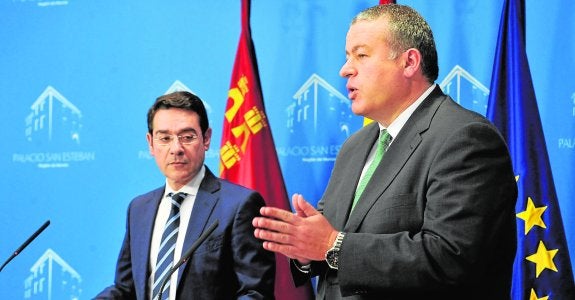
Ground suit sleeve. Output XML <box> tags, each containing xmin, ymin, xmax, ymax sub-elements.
<box><xmin>94</xmin><ymin>205</ymin><xmax>137</xmax><ymax>299</ymax></box>
<box><xmin>337</xmin><ymin>122</ymin><xmax>517</xmax><ymax>295</ymax></box>
<box><xmin>231</xmin><ymin>192</ymin><xmax>276</xmax><ymax>299</ymax></box>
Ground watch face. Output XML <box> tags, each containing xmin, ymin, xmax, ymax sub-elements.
<box><xmin>326</xmin><ymin>232</ymin><xmax>344</xmax><ymax>270</ymax></box>
<box><xmin>326</xmin><ymin>249</ymin><xmax>338</xmax><ymax>269</ymax></box>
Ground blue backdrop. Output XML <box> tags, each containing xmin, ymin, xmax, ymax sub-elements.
<box><xmin>1</xmin><ymin>1</ymin><xmax>573</xmax><ymax>298</ymax></box>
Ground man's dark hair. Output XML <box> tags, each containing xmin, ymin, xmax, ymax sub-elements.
<box><xmin>147</xmin><ymin>91</ymin><xmax>209</xmax><ymax>135</ymax></box>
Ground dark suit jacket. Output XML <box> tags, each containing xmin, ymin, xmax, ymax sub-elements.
<box><xmin>293</xmin><ymin>86</ymin><xmax>517</xmax><ymax>299</ymax></box>
<box><xmin>96</xmin><ymin>167</ymin><xmax>275</xmax><ymax>299</ymax></box>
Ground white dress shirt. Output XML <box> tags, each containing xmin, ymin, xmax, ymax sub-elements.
<box><xmin>358</xmin><ymin>84</ymin><xmax>436</xmax><ymax>183</ymax></box>
<box><xmin>148</xmin><ymin>165</ymin><xmax>205</xmax><ymax>300</ymax></box>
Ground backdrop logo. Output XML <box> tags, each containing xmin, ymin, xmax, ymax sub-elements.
<box><xmin>440</xmin><ymin>65</ymin><xmax>489</xmax><ymax>116</ymax></box>
<box><xmin>12</xmin><ymin>86</ymin><xmax>95</xmax><ymax>169</ymax></box>
<box><xmin>25</xmin><ymin>86</ymin><xmax>81</xmax><ymax>144</ymax></box>
<box><xmin>280</xmin><ymin>73</ymin><xmax>357</xmax><ymax>163</ymax></box>
<box><xmin>24</xmin><ymin>248</ymin><xmax>81</xmax><ymax>300</ymax></box>
<box><xmin>279</xmin><ymin>73</ymin><xmax>362</xmax><ymax>202</ymax></box>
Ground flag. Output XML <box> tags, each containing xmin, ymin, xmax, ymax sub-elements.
<box><xmin>219</xmin><ymin>0</ymin><xmax>315</xmax><ymax>299</ymax></box>
<box><xmin>363</xmin><ymin>0</ymin><xmax>395</xmax><ymax>127</ymax></box>
<box><xmin>486</xmin><ymin>0</ymin><xmax>575</xmax><ymax>299</ymax></box>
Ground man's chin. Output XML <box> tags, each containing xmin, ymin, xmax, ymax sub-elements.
<box><xmin>350</xmin><ymin>104</ymin><xmax>366</xmax><ymax>117</ymax></box>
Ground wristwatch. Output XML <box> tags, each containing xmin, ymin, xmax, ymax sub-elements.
<box><xmin>325</xmin><ymin>232</ymin><xmax>345</xmax><ymax>269</ymax></box>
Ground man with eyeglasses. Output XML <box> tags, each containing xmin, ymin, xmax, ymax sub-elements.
<box><xmin>96</xmin><ymin>91</ymin><xmax>275</xmax><ymax>299</ymax></box>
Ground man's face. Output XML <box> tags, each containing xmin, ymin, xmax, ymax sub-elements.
<box><xmin>146</xmin><ymin>108</ymin><xmax>211</xmax><ymax>190</ymax></box>
<box><xmin>340</xmin><ymin>17</ymin><xmax>407</xmax><ymax>125</ymax></box>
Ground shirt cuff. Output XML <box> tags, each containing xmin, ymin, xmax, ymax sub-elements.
<box><xmin>292</xmin><ymin>259</ymin><xmax>311</xmax><ymax>274</ymax></box>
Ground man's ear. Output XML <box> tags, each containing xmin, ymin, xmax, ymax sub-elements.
<box><xmin>203</xmin><ymin>127</ymin><xmax>212</xmax><ymax>151</ymax></box>
<box><xmin>403</xmin><ymin>48</ymin><xmax>422</xmax><ymax>78</ymax></box>
<box><xmin>146</xmin><ymin>132</ymin><xmax>155</xmax><ymax>156</ymax></box>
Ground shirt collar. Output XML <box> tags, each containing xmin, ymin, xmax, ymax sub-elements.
<box><xmin>163</xmin><ymin>165</ymin><xmax>206</xmax><ymax>198</ymax></box>
<box><xmin>378</xmin><ymin>84</ymin><xmax>436</xmax><ymax>140</ymax></box>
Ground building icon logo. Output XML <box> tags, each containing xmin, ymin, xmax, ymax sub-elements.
<box><xmin>25</xmin><ymin>86</ymin><xmax>82</xmax><ymax>145</ymax></box>
<box><xmin>280</xmin><ymin>73</ymin><xmax>361</xmax><ymax>162</ymax></box>
<box><xmin>439</xmin><ymin>65</ymin><xmax>490</xmax><ymax>115</ymax></box>
<box><xmin>24</xmin><ymin>248</ymin><xmax>81</xmax><ymax>300</ymax></box>
<box><xmin>13</xmin><ymin>86</ymin><xmax>95</xmax><ymax>168</ymax></box>
<box><xmin>279</xmin><ymin>73</ymin><xmax>362</xmax><ymax>203</ymax></box>
<box><xmin>287</xmin><ymin>73</ymin><xmax>355</xmax><ymax>138</ymax></box>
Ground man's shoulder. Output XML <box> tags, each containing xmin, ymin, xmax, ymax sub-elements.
<box><xmin>130</xmin><ymin>186</ymin><xmax>163</xmax><ymax>205</ymax></box>
<box><xmin>204</xmin><ymin>166</ymin><xmax>255</xmax><ymax>192</ymax></box>
<box><xmin>218</xmin><ymin>178</ymin><xmax>258</xmax><ymax>195</ymax></box>
<box><xmin>210</xmin><ymin>178</ymin><xmax>266</xmax><ymax>213</ymax></box>
<box><xmin>432</xmin><ymin>92</ymin><xmax>487</xmax><ymax>120</ymax></box>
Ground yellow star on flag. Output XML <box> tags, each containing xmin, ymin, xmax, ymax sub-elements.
<box><xmin>529</xmin><ymin>288</ymin><xmax>549</xmax><ymax>300</ymax></box>
<box><xmin>516</xmin><ymin>197</ymin><xmax>547</xmax><ymax>234</ymax></box>
<box><xmin>526</xmin><ymin>241</ymin><xmax>559</xmax><ymax>278</ymax></box>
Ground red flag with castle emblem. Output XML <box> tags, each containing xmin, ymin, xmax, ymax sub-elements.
<box><xmin>219</xmin><ymin>0</ymin><xmax>315</xmax><ymax>299</ymax></box>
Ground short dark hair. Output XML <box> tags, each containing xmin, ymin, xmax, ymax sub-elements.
<box><xmin>147</xmin><ymin>91</ymin><xmax>209</xmax><ymax>135</ymax></box>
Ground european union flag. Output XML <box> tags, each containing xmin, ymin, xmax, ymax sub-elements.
<box><xmin>486</xmin><ymin>0</ymin><xmax>575</xmax><ymax>299</ymax></box>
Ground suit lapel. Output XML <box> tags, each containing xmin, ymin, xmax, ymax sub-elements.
<box><xmin>332</xmin><ymin>123</ymin><xmax>380</xmax><ymax>230</ymax></box>
<box><xmin>177</xmin><ymin>167</ymin><xmax>220</xmax><ymax>284</ymax></box>
<box><xmin>133</xmin><ymin>187</ymin><xmax>164</xmax><ymax>295</ymax></box>
<box><xmin>345</xmin><ymin>86</ymin><xmax>445</xmax><ymax>232</ymax></box>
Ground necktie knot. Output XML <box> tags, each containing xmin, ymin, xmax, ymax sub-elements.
<box><xmin>169</xmin><ymin>192</ymin><xmax>187</xmax><ymax>206</ymax></box>
<box><xmin>378</xmin><ymin>129</ymin><xmax>392</xmax><ymax>152</ymax></box>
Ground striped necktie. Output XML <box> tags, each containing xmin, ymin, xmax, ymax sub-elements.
<box><xmin>351</xmin><ymin>129</ymin><xmax>392</xmax><ymax>212</ymax></box>
<box><xmin>152</xmin><ymin>192</ymin><xmax>187</xmax><ymax>300</ymax></box>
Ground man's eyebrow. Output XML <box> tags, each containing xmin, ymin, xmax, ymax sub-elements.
<box><xmin>346</xmin><ymin>44</ymin><xmax>368</xmax><ymax>55</ymax></box>
<box><xmin>154</xmin><ymin>128</ymin><xmax>198</xmax><ymax>135</ymax></box>
<box><xmin>178</xmin><ymin>128</ymin><xmax>198</xmax><ymax>133</ymax></box>
<box><xmin>154</xmin><ymin>129</ymin><xmax>170</xmax><ymax>135</ymax></box>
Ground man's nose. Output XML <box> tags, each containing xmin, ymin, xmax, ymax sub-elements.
<box><xmin>339</xmin><ymin>60</ymin><xmax>355</xmax><ymax>78</ymax></box>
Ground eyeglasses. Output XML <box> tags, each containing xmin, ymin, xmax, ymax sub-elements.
<box><xmin>153</xmin><ymin>134</ymin><xmax>199</xmax><ymax>146</ymax></box>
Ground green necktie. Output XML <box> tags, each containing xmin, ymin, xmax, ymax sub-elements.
<box><xmin>351</xmin><ymin>129</ymin><xmax>392</xmax><ymax>212</ymax></box>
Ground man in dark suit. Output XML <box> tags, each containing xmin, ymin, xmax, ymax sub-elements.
<box><xmin>96</xmin><ymin>91</ymin><xmax>275</xmax><ymax>299</ymax></box>
<box><xmin>253</xmin><ymin>4</ymin><xmax>517</xmax><ymax>299</ymax></box>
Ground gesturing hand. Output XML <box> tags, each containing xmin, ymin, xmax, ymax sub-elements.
<box><xmin>253</xmin><ymin>194</ymin><xmax>339</xmax><ymax>263</ymax></box>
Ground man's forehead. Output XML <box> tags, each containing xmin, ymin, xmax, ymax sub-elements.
<box><xmin>347</xmin><ymin>19</ymin><xmax>388</xmax><ymax>43</ymax></box>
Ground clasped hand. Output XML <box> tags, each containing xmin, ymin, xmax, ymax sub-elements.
<box><xmin>253</xmin><ymin>194</ymin><xmax>338</xmax><ymax>265</ymax></box>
